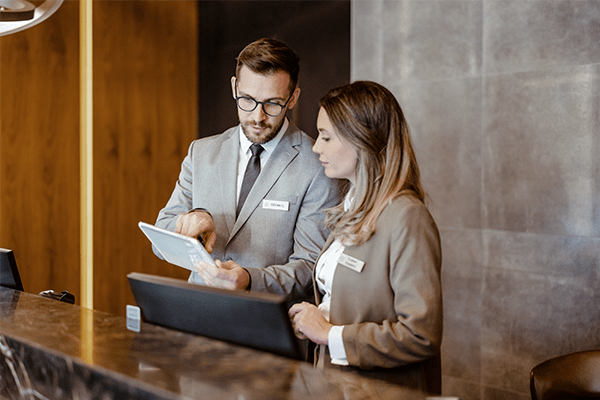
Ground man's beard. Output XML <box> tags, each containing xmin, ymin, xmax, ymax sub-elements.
<box><xmin>241</xmin><ymin>118</ymin><xmax>285</xmax><ymax>145</ymax></box>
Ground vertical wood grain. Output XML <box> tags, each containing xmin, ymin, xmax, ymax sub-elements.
<box><xmin>0</xmin><ymin>1</ymin><xmax>80</xmax><ymax>299</ymax></box>
<box><xmin>0</xmin><ymin>1</ymin><xmax>198</xmax><ymax>316</ymax></box>
<box><xmin>93</xmin><ymin>1</ymin><xmax>198</xmax><ymax>315</ymax></box>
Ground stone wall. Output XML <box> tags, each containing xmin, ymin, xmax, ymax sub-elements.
<box><xmin>352</xmin><ymin>1</ymin><xmax>600</xmax><ymax>398</ymax></box>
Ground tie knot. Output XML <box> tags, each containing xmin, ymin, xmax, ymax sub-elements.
<box><xmin>250</xmin><ymin>144</ymin><xmax>264</xmax><ymax>157</ymax></box>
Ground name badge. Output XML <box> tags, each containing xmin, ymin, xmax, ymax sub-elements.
<box><xmin>262</xmin><ymin>200</ymin><xmax>289</xmax><ymax>211</ymax></box>
<box><xmin>338</xmin><ymin>253</ymin><xmax>365</xmax><ymax>273</ymax></box>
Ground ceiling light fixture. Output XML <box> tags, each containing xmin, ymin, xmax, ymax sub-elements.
<box><xmin>0</xmin><ymin>0</ymin><xmax>64</xmax><ymax>36</ymax></box>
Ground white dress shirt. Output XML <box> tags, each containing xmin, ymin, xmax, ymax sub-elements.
<box><xmin>315</xmin><ymin>188</ymin><xmax>354</xmax><ymax>365</ymax></box>
<box><xmin>236</xmin><ymin>119</ymin><xmax>288</xmax><ymax>205</ymax></box>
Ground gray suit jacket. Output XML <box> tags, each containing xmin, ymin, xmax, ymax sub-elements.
<box><xmin>314</xmin><ymin>195</ymin><xmax>442</xmax><ymax>393</ymax></box>
<box><xmin>156</xmin><ymin>121</ymin><xmax>341</xmax><ymax>301</ymax></box>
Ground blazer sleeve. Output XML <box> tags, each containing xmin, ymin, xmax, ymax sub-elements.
<box><xmin>155</xmin><ymin>140</ymin><xmax>196</xmax><ymax>232</ymax></box>
<box><xmin>341</xmin><ymin>199</ymin><xmax>443</xmax><ymax>369</ymax></box>
<box><xmin>150</xmin><ymin>141</ymin><xmax>197</xmax><ymax>260</ymax></box>
<box><xmin>246</xmin><ymin>167</ymin><xmax>342</xmax><ymax>300</ymax></box>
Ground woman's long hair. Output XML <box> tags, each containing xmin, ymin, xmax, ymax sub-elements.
<box><xmin>320</xmin><ymin>81</ymin><xmax>425</xmax><ymax>246</ymax></box>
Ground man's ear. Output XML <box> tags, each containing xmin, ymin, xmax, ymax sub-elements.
<box><xmin>230</xmin><ymin>76</ymin><xmax>237</xmax><ymax>99</ymax></box>
<box><xmin>287</xmin><ymin>87</ymin><xmax>301</xmax><ymax>110</ymax></box>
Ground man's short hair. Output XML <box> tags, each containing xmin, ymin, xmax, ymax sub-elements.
<box><xmin>236</xmin><ymin>38</ymin><xmax>300</xmax><ymax>93</ymax></box>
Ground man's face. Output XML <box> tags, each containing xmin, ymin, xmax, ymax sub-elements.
<box><xmin>231</xmin><ymin>66</ymin><xmax>299</xmax><ymax>144</ymax></box>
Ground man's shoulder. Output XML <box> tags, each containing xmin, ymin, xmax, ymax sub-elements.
<box><xmin>282</xmin><ymin>122</ymin><xmax>317</xmax><ymax>153</ymax></box>
<box><xmin>283</xmin><ymin>131</ymin><xmax>320</xmax><ymax>166</ymax></box>
<box><xmin>189</xmin><ymin>126</ymin><xmax>238</xmax><ymax>150</ymax></box>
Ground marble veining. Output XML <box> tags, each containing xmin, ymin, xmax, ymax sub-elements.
<box><xmin>0</xmin><ymin>335</ymin><xmax>50</xmax><ymax>400</ymax></box>
<box><xmin>0</xmin><ymin>288</ymin><xmax>430</xmax><ymax>400</ymax></box>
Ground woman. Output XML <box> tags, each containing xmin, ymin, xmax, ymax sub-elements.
<box><xmin>288</xmin><ymin>81</ymin><xmax>442</xmax><ymax>393</ymax></box>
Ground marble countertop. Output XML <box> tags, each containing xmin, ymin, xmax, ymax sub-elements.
<box><xmin>0</xmin><ymin>287</ymin><xmax>431</xmax><ymax>400</ymax></box>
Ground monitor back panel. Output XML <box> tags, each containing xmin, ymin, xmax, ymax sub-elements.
<box><xmin>0</xmin><ymin>249</ymin><xmax>23</xmax><ymax>291</ymax></box>
<box><xmin>128</xmin><ymin>272</ymin><xmax>301</xmax><ymax>359</ymax></box>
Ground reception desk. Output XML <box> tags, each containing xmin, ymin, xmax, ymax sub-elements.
<box><xmin>0</xmin><ymin>287</ymin><xmax>432</xmax><ymax>400</ymax></box>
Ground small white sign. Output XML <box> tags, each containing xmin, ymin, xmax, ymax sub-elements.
<box><xmin>338</xmin><ymin>253</ymin><xmax>365</xmax><ymax>273</ymax></box>
<box><xmin>426</xmin><ymin>397</ymin><xmax>461</xmax><ymax>400</ymax></box>
<box><xmin>126</xmin><ymin>305</ymin><xmax>141</xmax><ymax>332</ymax></box>
<box><xmin>262</xmin><ymin>200</ymin><xmax>290</xmax><ymax>211</ymax></box>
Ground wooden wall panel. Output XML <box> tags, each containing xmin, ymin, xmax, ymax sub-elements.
<box><xmin>1</xmin><ymin>1</ymin><xmax>198</xmax><ymax>317</ymax></box>
<box><xmin>93</xmin><ymin>1</ymin><xmax>198</xmax><ymax>316</ymax></box>
<box><xmin>0</xmin><ymin>2</ymin><xmax>80</xmax><ymax>299</ymax></box>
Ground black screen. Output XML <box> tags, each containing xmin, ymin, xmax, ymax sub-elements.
<box><xmin>0</xmin><ymin>249</ymin><xmax>24</xmax><ymax>291</ymax></box>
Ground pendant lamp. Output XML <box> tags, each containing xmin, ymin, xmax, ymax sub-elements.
<box><xmin>0</xmin><ymin>0</ymin><xmax>64</xmax><ymax>36</ymax></box>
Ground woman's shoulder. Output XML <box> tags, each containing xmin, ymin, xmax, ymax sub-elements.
<box><xmin>385</xmin><ymin>194</ymin><xmax>428</xmax><ymax>213</ymax></box>
<box><xmin>379</xmin><ymin>194</ymin><xmax>436</xmax><ymax>226</ymax></box>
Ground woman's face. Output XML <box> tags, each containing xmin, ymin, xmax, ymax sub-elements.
<box><xmin>313</xmin><ymin>107</ymin><xmax>358</xmax><ymax>183</ymax></box>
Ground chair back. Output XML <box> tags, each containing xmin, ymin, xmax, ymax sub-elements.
<box><xmin>530</xmin><ymin>349</ymin><xmax>600</xmax><ymax>400</ymax></box>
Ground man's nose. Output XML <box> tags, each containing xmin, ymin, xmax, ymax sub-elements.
<box><xmin>250</xmin><ymin>104</ymin><xmax>268</xmax><ymax>121</ymax></box>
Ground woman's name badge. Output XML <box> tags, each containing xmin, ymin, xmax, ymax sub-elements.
<box><xmin>262</xmin><ymin>200</ymin><xmax>289</xmax><ymax>211</ymax></box>
<box><xmin>338</xmin><ymin>253</ymin><xmax>365</xmax><ymax>273</ymax></box>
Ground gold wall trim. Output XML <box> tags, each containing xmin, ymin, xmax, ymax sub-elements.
<box><xmin>80</xmin><ymin>0</ymin><xmax>93</xmax><ymax>310</ymax></box>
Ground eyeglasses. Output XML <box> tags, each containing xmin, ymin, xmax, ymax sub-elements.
<box><xmin>234</xmin><ymin>83</ymin><xmax>294</xmax><ymax>117</ymax></box>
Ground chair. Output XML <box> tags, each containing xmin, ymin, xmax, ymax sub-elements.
<box><xmin>530</xmin><ymin>349</ymin><xmax>600</xmax><ymax>400</ymax></box>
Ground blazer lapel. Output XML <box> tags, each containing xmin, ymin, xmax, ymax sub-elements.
<box><xmin>230</xmin><ymin>123</ymin><xmax>301</xmax><ymax>238</ymax></box>
<box><xmin>217</xmin><ymin>129</ymin><xmax>239</xmax><ymax>235</ymax></box>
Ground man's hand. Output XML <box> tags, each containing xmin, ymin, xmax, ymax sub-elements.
<box><xmin>176</xmin><ymin>210</ymin><xmax>216</xmax><ymax>253</ymax></box>
<box><xmin>288</xmin><ymin>302</ymin><xmax>332</xmax><ymax>344</ymax></box>
<box><xmin>194</xmin><ymin>259</ymin><xmax>250</xmax><ymax>290</ymax></box>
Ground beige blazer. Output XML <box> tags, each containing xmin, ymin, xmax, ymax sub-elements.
<box><xmin>156</xmin><ymin>121</ymin><xmax>342</xmax><ymax>301</ymax></box>
<box><xmin>314</xmin><ymin>195</ymin><xmax>442</xmax><ymax>393</ymax></box>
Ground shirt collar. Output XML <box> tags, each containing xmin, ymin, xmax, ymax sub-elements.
<box><xmin>344</xmin><ymin>186</ymin><xmax>355</xmax><ymax>211</ymax></box>
<box><xmin>239</xmin><ymin>118</ymin><xmax>289</xmax><ymax>157</ymax></box>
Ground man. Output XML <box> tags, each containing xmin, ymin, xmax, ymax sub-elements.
<box><xmin>155</xmin><ymin>38</ymin><xmax>341</xmax><ymax>301</ymax></box>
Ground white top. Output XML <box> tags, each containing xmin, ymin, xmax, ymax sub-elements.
<box><xmin>315</xmin><ymin>188</ymin><xmax>354</xmax><ymax>365</ymax></box>
<box><xmin>236</xmin><ymin>119</ymin><xmax>288</xmax><ymax>203</ymax></box>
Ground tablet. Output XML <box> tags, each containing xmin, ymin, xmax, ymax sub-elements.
<box><xmin>127</xmin><ymin>272</ymin><xmax>302</xmax><ymax>359</ymax></box>
<box><xmin>139</xmin><ymin>222</ymin><xmax>215</xmax><ymax>277</ymax></box>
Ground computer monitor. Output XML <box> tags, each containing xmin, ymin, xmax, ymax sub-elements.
<box><xmin>0</xmin><ymin>249</ymin><xmax>23</xmax><ymax>291</ymax></box>
<box><xmin>127</xmin><ymin>272</ymin><xmax>302</xmax><ymax>359</ymax></box>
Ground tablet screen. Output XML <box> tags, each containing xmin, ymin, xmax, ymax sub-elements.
<box><xmin>139</xmin><ymin>222</ymin><xmax>215</xmax><ymax>278</ymax></box>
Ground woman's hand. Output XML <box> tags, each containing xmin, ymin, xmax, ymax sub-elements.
<box><xmin>288</xmin><ymin>302</ymin><xmax>333</xmax><ymax>345</ymax></box>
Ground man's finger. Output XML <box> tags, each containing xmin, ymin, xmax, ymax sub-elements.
<box><xmin>204</xmin><ymin>231</ymin><xmax>216</xmax><ymax>253</ymax></box>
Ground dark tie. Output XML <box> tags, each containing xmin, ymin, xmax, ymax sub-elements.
<box><xmin>237</xmin><ymin>144</ymin><xmax>264</xmax><ymax>217</ymax></box>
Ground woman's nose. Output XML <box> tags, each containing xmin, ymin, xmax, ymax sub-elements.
<box><xmin>312</xmin><ymin>142</ymin><xmax>320</xmax><ymax>154</ymax></box>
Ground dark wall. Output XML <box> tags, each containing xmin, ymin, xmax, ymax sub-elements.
<box><xmin>198</xmin><ymin>1</ymin><xmax>351</xmax><ymax>139</ymax></box>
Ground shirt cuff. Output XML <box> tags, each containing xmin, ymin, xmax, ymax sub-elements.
<box><xmin>242</xmin><ymin>268</ymin><xmax>252</xmax><ymax>290</ymax></box>
<box><xmin>189</xmin><ymin>208</ymin><xmax>211</xmax><ymax>217</ymax></box>
<box><xmin>328</xmin><ymin>325</ymin><xmax>348</xmax><ymax>365</ymax></box>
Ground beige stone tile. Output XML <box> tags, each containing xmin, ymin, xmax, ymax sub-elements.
<box><xmin>480</xmin><ymin>266</ymin><xmax>600</xmax><ymax>393</ymax></box>
<box><xmin>484</xmin><ymin>1</ymin><xmax>600</xmax><ymax>75</ymax></box>
<box><xmin>482</xmin><ymin>64</ymin><xmax>600</xmax><ymax>236</ymax></box>
<box><xmin>439</xmin><ymin>228</ymin><xmax>484</xmax><ymax>381</ymax></box>
<box><xmin>392</xmin><ymin>78</ymin><xmax>482</xmax><ymax>229</ymax></box>
<box><xmin>442</xmin><ymin>375</ymin><xmax>481</xmax><ymax>400</ymax></box>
